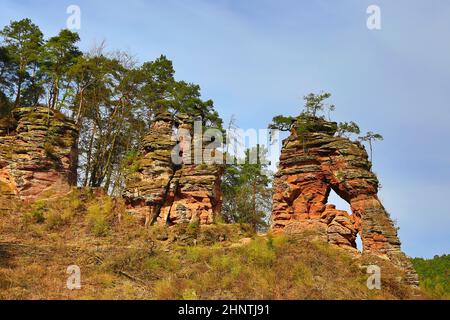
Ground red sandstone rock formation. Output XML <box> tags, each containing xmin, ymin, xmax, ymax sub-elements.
<box><xmin>272</xmin><ymin>115</ymin><xmax>418</xmax><ymax>285</ymax></box>
<box><xmin>123</xmin><ymin>112</ymin><xmax>223</xmax><ymax>226</ymax></box>
<box><xmin>0</xmin><ymin>107</ymin><xmax>78</xmax><ymax>202</ymax></box>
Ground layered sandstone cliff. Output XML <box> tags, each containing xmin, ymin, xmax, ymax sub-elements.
<box><xmin>123</xmin><ymin>112</ymin><xmax>223</xmax><ymax>226</ymax></box>
<box><xmin>0</xmin><ymin>107</ymin><xmax>78</xmax><ymax>202</ymax></box>
<box><xmin>272</xmin><ymin>115</ymin><xmax>418</xmax><ymax>285</ymax></box>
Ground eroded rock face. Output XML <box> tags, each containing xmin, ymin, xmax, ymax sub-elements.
<box><xmin>272</xmin><ymin>116</ymin><xmax>418</xmax><ymax>285</ymax></box>
<box><xmin>0</xmin><ymin>107</ymin><xmax>78</xmax><ymax>202</ymax></box>
<box><xmin>123</xmin><ymin>112</ymin><xmax>223</xmax><ymax>226</ymax></box>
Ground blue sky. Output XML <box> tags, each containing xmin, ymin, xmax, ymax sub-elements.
<box><xmin>1</xmin><ymin>0</ymin><xmax>449</xmax><ymax>258</ymax></box>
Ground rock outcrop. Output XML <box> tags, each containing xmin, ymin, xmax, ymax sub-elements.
<box><xmin>123</xmin><ymin>112</ymin><xmax>223</xmax><ymax>226</ymax></box>
<box><xmin>272</xmin><ymin>115</ymin><xmax>418</xmax><ymax>285</ymax></box>
<box><xmin>0</xmin><ymin>107</ymin><xmax>78</xmax><ymax>202</ymax></box>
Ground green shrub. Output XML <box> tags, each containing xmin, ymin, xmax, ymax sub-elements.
<box><xmin>46</xmin><ymin>209</ymin><xmax>73</xmax><ymax>230</ymax></box>
<box><xmin>86</xmin><ymin>200</ymin><xmax>113</xmax><ymax>237</ymax></box>
<box><xmin>144</xmin><ymin>253</ymin><xmax>180</xmax><ymax>274</ymax></box>
<box><xmin>197</xmin><ymin>224</ymin><xmax>232</xmax><ymax>245</ymax></box>
<box><xmin>186</xmin><ymin>221</ymin><xmax>200</xmax><ymax>237</ymax></box>
<box><xmin>46</xmin><ymin>211</ymin><xmax>63</xmax><ymax>230</ymax></box>
<box><xmin>210</xmin><ymin>253</ymin><xmax>242</xmax><ymax>276</ymax></box>
<box><xmin>292</xmin><ymin>262</ymin><xmax>314</xmax><ymax>286</ymax></box>
<box><xmin>25</xmin><ymin>200</ymin><xmax>47</xmax><ymax>224</ymax></box>
<box><xmin>270</xmin><ymin>234</ymin><xmax>289</xmax><ymax>251</ymax></box>
<box><xmin>181</xmin><ymin>289</ymin><xmax>198</xmax><ymax>300</ymax></box>
<box><xmin>153</xmin><ymin>278</ymin><xmax>183</xmax><ymax>300</ymax></box>
<box><xmin>185</xmin><ymin>245</ymin><xmax>219</xmax><ymax>263</ymax></box>
<box><xmin>242</xmin><ymin>237</ymin><xmax>276</xmax><ymax>267</ymax></box>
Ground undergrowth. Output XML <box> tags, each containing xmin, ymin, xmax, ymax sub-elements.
<box><xmin>0</xmin><ymin>188</ymin><xmax>420</xmax><ymax>300</ymax></box>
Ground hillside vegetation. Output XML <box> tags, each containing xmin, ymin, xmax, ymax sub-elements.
<box><xmin>0</xmin><ymin>188</ymin><xmax>422</xmax><ymax>300</ymax></box>
<box><xmin>412</xmin><ymin>255</ymin><xmax>449</xmax><ymax>299</ymax></box>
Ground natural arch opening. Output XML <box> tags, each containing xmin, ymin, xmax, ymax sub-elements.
<box><xmin>327</xmin><ymin>188</ymin><xmax>362</xmax><ymax>252</ymax></box>
<box><xmin>328</xmin><ymin>188</ymin><xmax>351</xmax><ymax>213</ymax></box>
<box><xmin>356</xmin><ymin>233</ymin><xmax>363</xmax><ymax>252</ymax></box>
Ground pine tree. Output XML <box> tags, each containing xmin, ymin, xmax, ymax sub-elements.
<box><xmin>222</xmin><ymin>146</ymin><xmax>272</xmax><ymax>232</ymax></box>
<box><xmin>41</xmin><ymin>29</ymin><xmax>82</xmax><ymax>109</ymax></box>
<box><xmin>0</xmin><ymin>19</ymin><xmax>44</xmax><ymax>107</ymax></box>
<box><xmin>359</xmin><ymin>131</ymin><xmax>384</xmax><ymax>162</ymax></box>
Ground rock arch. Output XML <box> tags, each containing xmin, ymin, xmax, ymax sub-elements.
<box><xmin>271</xmin><ymin>117</ymin><xmax>418</xmax><ymax>285</ymax></box>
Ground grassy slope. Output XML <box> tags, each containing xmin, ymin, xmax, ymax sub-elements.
<box><xmin>0</xmin><ymin>188</ymin><xmax>422</xmax><ymax>300</ymax></box>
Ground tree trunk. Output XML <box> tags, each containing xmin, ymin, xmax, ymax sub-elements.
<box><xmin>51</xmin><ymin>80</ymin><xmax>59</xmax><ymax>109</ymax></box>
<box><xmin>76</xmin><ymin>88</ymin><xmax>85</xmax><ymax>125</ymax></box>
<box><xmin>14</xmin><ymin>77</ymin><xmax>22</xmax><ymax>107</ymax></box>
<box><xmin>103</xmin><ymin>134</ymin><xmax>117</xmax><ymax>192</ymax></box>
<box><xmin>104</xmin><ymin>166</ymin><xmax>113</xmax><ymax>193</ymax></box>
<box><xmin>83</xmin><ymin>124</ymin><xmax>96</xmax><ymax>187</ymax></box>
<box><xmin>30</xmin><ymin>65</ymin><xmax>39</xmax><ymax>106</ymax></box>
<box><xmin>111</xmin><ymin>171</ymin><xmax>122</xmax><ymax>197</ymax></box>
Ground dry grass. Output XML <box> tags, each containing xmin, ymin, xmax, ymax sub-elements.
<box><xmin>0</xmin><ymin>189</ymin><xmax>420</xmax><ymax>300</ymax></box>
